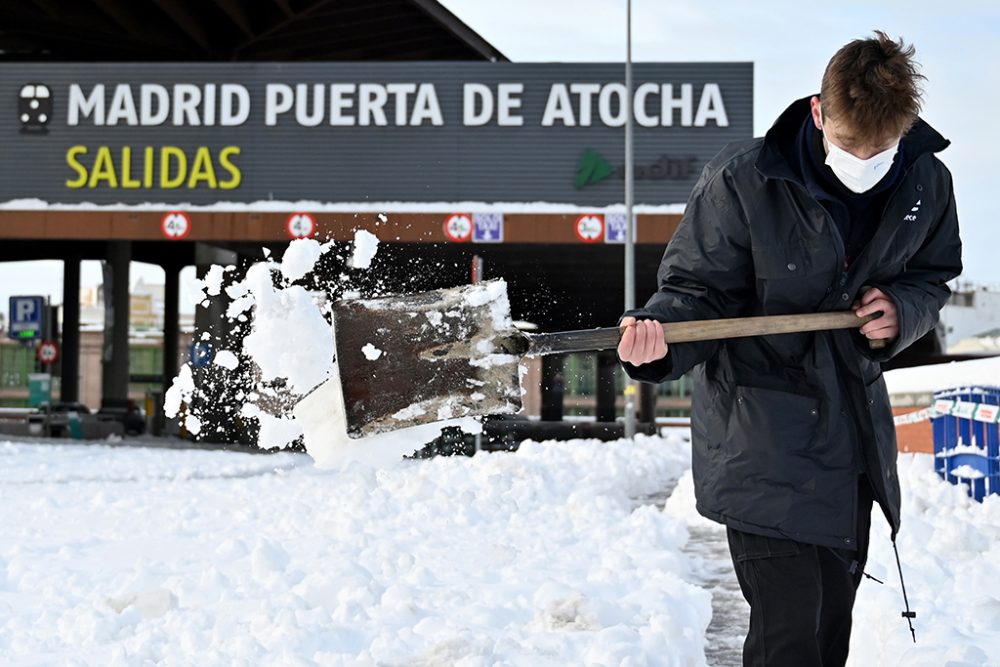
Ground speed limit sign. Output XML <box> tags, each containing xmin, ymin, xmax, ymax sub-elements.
<box><xmin>161</xmin><ymin>211</ymin><xmax>191</xmax><ymax>240</ymax></box>
<box><xmin>286</xmin><ymin>212</ymin><xmax>317</xmax><ymax>239</ymax></box>
<box><xmin>443</xmin><ymin>213</ymin><xmax>473</xmax><ymax>243</ymax></box>
<box><xmin>37</xmin><ymin>340</ymin><xmax>59</xmax><ymax>365</ymax></box>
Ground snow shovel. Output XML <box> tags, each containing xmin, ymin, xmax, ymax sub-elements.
<box><xmin>316</xmin><ymin>279</ymin><xmax>882</xmax><ymax>439</ymax></box>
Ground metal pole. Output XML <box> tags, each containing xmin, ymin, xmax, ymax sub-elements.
<box><xmin>623</xmin><ymin>0</ymin><xmax>638</xmax><ymax>439</ymax></box>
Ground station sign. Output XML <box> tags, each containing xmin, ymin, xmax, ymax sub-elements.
<box><xmin>0</xmin><ymin>63</ymin><xmax>753</xmax><ymax>208</ymax></box>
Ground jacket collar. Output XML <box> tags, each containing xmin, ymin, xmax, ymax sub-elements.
<box><xmin>755</xmin><ymin>96</ymin><xmax>950</xmax><ymax>182</ymax></box>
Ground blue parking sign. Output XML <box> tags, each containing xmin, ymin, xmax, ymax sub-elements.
<box><xmin>8</xmin><ymin>296</ymin><xmax>45</xmax><ymax>341</ymax></box>
<box><xmin>190</xmin><ymin>341</ymin><xmax>214</xmax><ymax>368</ymax></box>
<box><xmin>473</xmin><ymin>213</ymin><xmax>503</xmax><ymax>243</ymax></box>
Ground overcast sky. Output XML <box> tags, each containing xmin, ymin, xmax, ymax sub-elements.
<box><xmin>1</xmin><ymin>0</ymin><xmax>996</xmax><ymax>320</ymax></box>
<box><xmin>441</xmin><ymin>0</ymin><xmax>998</xmax><ymax>284</ymax></box>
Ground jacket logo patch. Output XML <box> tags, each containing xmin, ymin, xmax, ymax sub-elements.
<box><xmin>903</xmin><ymin>199</ymin><xmax>921</xmax><ymax>222</ymax></box>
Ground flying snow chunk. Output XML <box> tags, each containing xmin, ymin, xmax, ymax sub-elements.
<box><xmin>281</xmin><ymin>238</ymin><xmax>323</xmax><ymax>282</ymax></box>
<box><xmin>350</xmin><ymin>229</ymin><xmax>380</xmax><ymax>269</ymax></box>
<box><xmin>241</xmin><ymin>263</ymin><xmax>333</xmax><ymax>394</ymax></box>
<box><xmin>214</xmin><ymin>350</ymin><xmax>239</xmax><ymax>370</ymax></box>
<box><xmin>164</xmin><ymin>364</ymin><xmax>195</xmax><ymax>418</ymax></box>
<box><xmin>362</xmin><ymin>343</ymin><xmax>383</xmax><ymax>361</ymax></box>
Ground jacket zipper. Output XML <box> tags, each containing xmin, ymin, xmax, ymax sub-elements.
<box><xmin>784</xmin><ymin>177</ymin><xmax>912</xmax><ymax>541</ymax></box>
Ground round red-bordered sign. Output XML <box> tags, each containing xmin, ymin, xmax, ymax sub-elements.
<box><xmin>161</xmin><ymin>211</ymin><xmax>191</xmax><ymax>240</ymax></box>
<box><xmin>286</xmin><ymin>212</ymin><xmax>317</xmax><ymax>239</ymax></box>
<box><xmin>443</xmin><ymin>213</ymin><xmax>473</xmax><ymax>243</ymax></box>
<box><xmin>575</xmin><ymin>214</ymin><xmax>604</xmax><ymax>243</ymax></box>
<box><xmin>37</xmin><ymin>340</ymin><xmax>59</xmax><ymax>365</ymax></box>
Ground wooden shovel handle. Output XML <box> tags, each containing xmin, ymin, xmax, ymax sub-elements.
<box><xmin>525</xmin><ymin>311</ymin><xmax>878</xmax><ymax>356</ymax></box>
<box><xmin>659</xmin><ymin>311</ymin><xmax>876</xmax><ymax>344</ymax></box>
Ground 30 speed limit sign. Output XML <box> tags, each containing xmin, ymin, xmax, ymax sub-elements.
<box><xmin>161</xmin><ymin>211</ymin><xmax>191</xmax><ymax>240</ymax></box>
<box><xmin>37</xmin><ymin>340</ymin><xmax>59</xmax><ymax>365</ymax></box>
<box><xmin>286</xmin><ymin>212</ymin><xmax>317</xmax><ymax>239</ymax></box>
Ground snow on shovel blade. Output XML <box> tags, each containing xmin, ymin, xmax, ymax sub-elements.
<box><xmin>333</xmin><ymin>280</ymin><xmax>524</xmax><ymax>438</ymax></box>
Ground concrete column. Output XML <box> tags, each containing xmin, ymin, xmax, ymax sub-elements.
<box><xmin>162</xmin><ymin>262</ymin><xmax>180</xmax><ymax>396</ymax></box>
<box><xmin>60</xmin><ymin>256</ymin><xmax>81</xmax><ymax>403</ymax></box>
<box><xmin>596</xmin><ymin>351</ymin><xmax>618</xmax><ymax>422</ymax></box>
<box><xmin>100</xmin><ymin>241</ymin><xmax>131</xmax><ymax>413</ymax></box>
<box><xmin>639</xmin><ymin>382</ymin><xmax>658</xmax><ymax>425</ymax></box>
<box><xmin>540</xmin><ymin>354</ymin><xmax>564</xmax><ymax>421</ymax></box>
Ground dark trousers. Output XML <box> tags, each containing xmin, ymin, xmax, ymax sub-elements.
<box><xmin>726</xmin><ymin>475</ymin><xmax>874</xmax><ymax>667</ymax></box>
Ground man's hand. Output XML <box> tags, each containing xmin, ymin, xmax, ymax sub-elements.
<box><xmin>854</xmin><ymin>287</ymin><xmax>899</xmax><ymax>342</ymax></box>
<box><xmin>617</xmin><ymin>317</ymin><xmax>668</xmax><ymax>366</ymax></box>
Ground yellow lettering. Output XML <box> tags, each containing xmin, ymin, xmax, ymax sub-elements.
<box><xmin>120</xmin><ymin>146</ymin><xmax>141</xmax><ymax>188</ymax></box>
<box><xmin>65</xmin><ymin>146</ymin><xmax>88</xmax><ymax>188</ymax></box>
<box><xmin>218</xmin><ymin>146</ymin><xmax>241</xmax><ymax>190</ymax></box>
<box><xmin>87</xmin><ymin>146</ymin><xmax>118</xmax><ymax>188</ymax></box>
<box><xmin>187</xmin><ymin>146</ymin><xmax>217</xmax><ymax>189</ymax></box>
<box><xmin>160</xmin><ymin>146</ymin><xmax>186</xmax><ymax>189</ymax></box>
<box><xmin>143</xmin><ymin>146</ymin><xmax>154</xmax><ymax>188</ymax></box>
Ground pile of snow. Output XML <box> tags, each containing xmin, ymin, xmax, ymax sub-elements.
<box><xmin>663</xmin><ymin>453</ymin><xmax>1000</xmax><ymax>665</ymax></box>
<box><xmin>0</xmin><ymin>434</ymin><xmax>709</xmax><ymax>665</ymax></box>
<box><xmin>849</xmin><ymin>454</ymin><xmax>1000</xmax><ymax>665</ymax></box>
<box><xmin>884</xmin><ymin>356</ymin><xmax>1000</xmax><ymax>395</ymax></box>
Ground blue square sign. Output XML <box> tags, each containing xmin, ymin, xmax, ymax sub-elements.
<box><xmin>473</xmin><ymin>213</ymin><xmax>504</xmax><ymax>243</ymax></box>
<box><xmin>604</xmin><ymin>213</ymin><xmax>637</xmax><ymax>244</ymax></box>
<box><xmin>8</xmin><ymin>296</ymin><xmax>45</xmax><ymax>341</ymax></box>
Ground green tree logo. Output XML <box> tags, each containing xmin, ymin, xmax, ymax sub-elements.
<box><xmin>575</xmin><ymin>148</ymin><xmax>615</xmax><ymax>188</ymax></box>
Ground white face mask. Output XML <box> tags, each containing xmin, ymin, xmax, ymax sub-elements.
<box><xmin>823</xmin><ymin>139</ymin><xmax>899</xmax><ymax>194</ymax></box>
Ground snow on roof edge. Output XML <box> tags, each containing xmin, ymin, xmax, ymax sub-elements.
<box><xmin>0</xmin><ymin>198</ymin><xmax>687</xmax><ymax>214</ymax></box>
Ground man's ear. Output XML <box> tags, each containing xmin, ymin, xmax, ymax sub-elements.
<box><xmin>810</xmin><ymin>96</ymin><xmax>823</xmax><ymax>131</ymax></box>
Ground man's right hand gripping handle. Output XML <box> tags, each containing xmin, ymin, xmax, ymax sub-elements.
<box><xmin>617</xmin><ymin>317</ymin><xmax>669</xmax><ymax>366</ymax></box>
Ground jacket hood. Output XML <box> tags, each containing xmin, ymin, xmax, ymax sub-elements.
<box><xmin>755</xmin><ymin>96</ymin><xmax>951</xmax><ymax>182</ymax></box>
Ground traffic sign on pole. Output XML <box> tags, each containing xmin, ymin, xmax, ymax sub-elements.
<box><xmin>36</xmin><ymin>340</ymin><xmax>59</xmax><ymax>365</ymax></box>
<box><xmin>8</xmin><ymin>296</ymin><xmax>45</xmax><ymax>341</ymax></box>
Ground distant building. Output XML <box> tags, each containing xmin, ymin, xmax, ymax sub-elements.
<box><xmin>80</xmin><ymin>280</ymin><xmax>194</xmax><ymax>333</ymax></box>
<box><xmin>941</xmin><ymin>282</ymin><xmax>1000</xmax><ymax>353</ymax></box>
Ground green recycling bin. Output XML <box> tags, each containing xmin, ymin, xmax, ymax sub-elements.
<box><xmin>28</xmin><ymin>373</ymin><xmax>51</xmax><ymax>408</ymax></box>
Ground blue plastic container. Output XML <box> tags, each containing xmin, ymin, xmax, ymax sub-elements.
<box><xmin>931</xmin><ymin>386</ymin><xmax>1000</xmax><ymax>502</ymax></box>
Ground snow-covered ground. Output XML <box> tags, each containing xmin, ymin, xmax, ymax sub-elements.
<box><xmin>0</xmin><ymin>434</ymin><xmax>710</xmax><ymax>666</ymax></box>
<box><xmin>2</xmin><ymin>431</ymin><xmax>998</xmax><ymax>665</ymax></box>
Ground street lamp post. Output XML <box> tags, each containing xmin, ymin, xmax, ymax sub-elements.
<box><xmin>623</xmin><ymin>0</ymin><xmax>638</xmax><ymax>439</ymax></box>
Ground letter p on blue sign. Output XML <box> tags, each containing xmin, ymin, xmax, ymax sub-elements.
<box><xmin>8</xmin><ymin>296</ymin><xmax>44</xmax><ymax>341</ymax></box>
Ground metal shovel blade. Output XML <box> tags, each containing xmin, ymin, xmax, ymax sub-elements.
<box><xmin>333</xmin><ymin>280</ymin><xmax>524</xmax><ymax>438</ymax></box>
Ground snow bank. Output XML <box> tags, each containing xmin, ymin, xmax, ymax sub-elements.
<box><xmin>849</xmin><ymin>454</ymin><xmax>1000</xmax><ymax>665</ymax></box>
<box><xmin>884</xmin><ymin>356</ymin><xmax>1000</xmax><ymax>395</ymax></box>
<box><xmin>663</xmin><ymin>452</ymin><xmax>1000</xmax><ymax>665</ymax></box>
<box><xmin>0</xmin><ymin>435</ymin><xmax>709</xmax><ymax>665</ymax></box>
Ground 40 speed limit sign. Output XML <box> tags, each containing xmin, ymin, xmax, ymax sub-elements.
<box><xmin>286</xmin><ymin>212</ymin><xmax>317</xmax><ymax>239</ymax></box>
<box><xmin>161</xmin><ymin>211</ymin><xmax>191</xmax><ymax>240</ymax></box>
